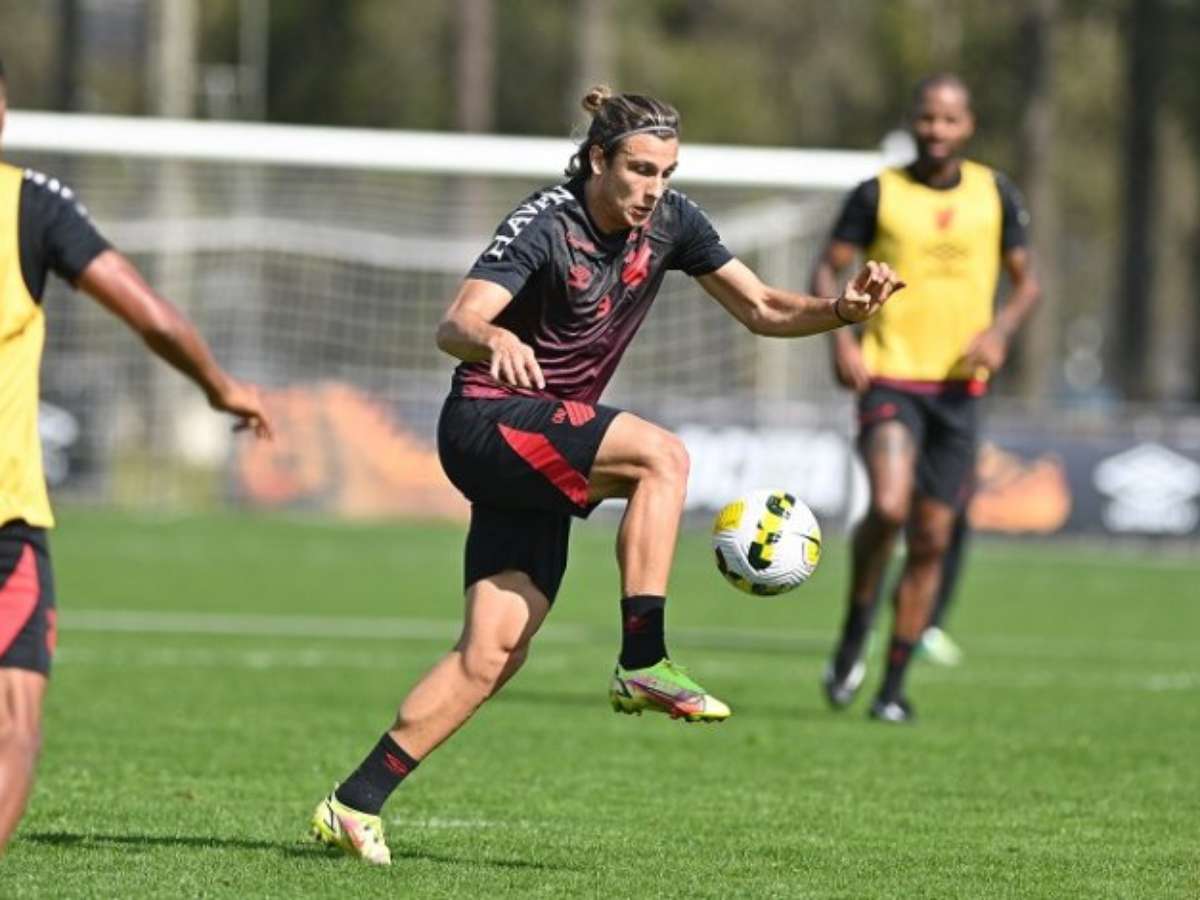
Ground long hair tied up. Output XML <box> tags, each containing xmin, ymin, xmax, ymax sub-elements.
<box><xmin>566</xmin><ymin>85</ymin><xmax>680</xmax><ymax>177</ymax></box>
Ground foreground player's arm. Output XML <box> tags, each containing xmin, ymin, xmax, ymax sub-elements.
<box><xmin>814</xmin><ymin>240</ymin><xmax>872</xmax><ymax>392</ymax></box>
<box><xmin>696</xmin><ymin>258</ymin><xmax>904</xmax><ymax>338</ymax></box>
<box><xmin>436</xmin><ymin>278</ymin><xmax>545</xmax><ymax>390</ymax></box>
<box><xmin>76</xmin><ymin>251</ymin><xmax>272</xmax><ymax>437</ymax></box>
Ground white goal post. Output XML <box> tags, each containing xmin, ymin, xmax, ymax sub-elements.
<box><xmin>7</xmin><ymin>110</ymin><xmax>887</xmax><ymax>520</ymax></box>
<box><xmin>5</xmin><ymin>110</ymin><xmax>883</xmax><ymax>188</ymax></box>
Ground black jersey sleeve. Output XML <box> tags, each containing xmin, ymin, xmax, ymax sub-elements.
<box><xmin>669</xmin><ymin>193</ymin><xmax>734</xmax><ymax>277</ymax></box>
<box><xmin>467</xmin><ymin>199</ymin><xmax>558</xmax><ymax>296</ymax></box>
<box><xmin>830</xmin><ymin>178</ymin><xmax>879</xmax><ymax>247</ymax></box>
<box><xmin>994</xmin><ymin>171</ymin><xmax>1031</xmax><ymax>252</ymax></box>
<box><xmin>18</xmin><ymin>169</ymin><xmax>111</xmax><ymax>301</ymax></box>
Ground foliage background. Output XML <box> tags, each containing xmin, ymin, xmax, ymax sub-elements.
<box><xmin>1</xmin><ymin>0</ymin><xmax>1198</xmax><ymax>405</ymax></box>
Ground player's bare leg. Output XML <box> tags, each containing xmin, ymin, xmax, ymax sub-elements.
<box><xmin>825</xmin><ymin>422</ymin><xmax>916</xmax><ymax>708</ymax></box>
<box><xmin>312</xmin><ymin>571</ymin><xmax>549</xmax><ymax>864</ymax></box>
<box><xmin>587</xmin><ymin>413</ymin><xmax>730</xmax><ymax>722</ymax></box>
<box><xmin>0</xmin><ymin>668</ymin><xmax>46</xmax><ymax>854</ymax></box>
<box><xmin>850</xmin><ymin>422</ymin><xmax>917</xmax><ymax>610</ymax></box>
<box><xmin>386</xmin><ymin>570</ymin><xmax>550</xmax><ymax>757</ymax></box>
<box><xmin>588</xmin><ymin>412</ymin><xmax>690</xmax><ymax>596</ymax></box>
<box><xmin>893</xmin><ymin>498</ymin><xmax>957</xmax><ymax>643</ymax></box>
<box><xmin>869</xmin><ymin>496</ymin><xmax>957</xmax><ymax>723</ymax></box>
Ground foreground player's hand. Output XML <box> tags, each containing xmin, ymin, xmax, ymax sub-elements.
<box><xmin>962</xmin><ymin>325</ymin><xmax>1009</xmax><ymax>375</ymax></box>
<box><xmin>835</xmin><ymin>261</ymin><xmax>905</xmax><ymax>323</ymax></box>
<box><xmin>488</xmin><ymin>331</ymin><xmax>546</xmax><ymax>391</ymax></box>
<box><xmin>210</xmin><ymin>378</ymin><xmax>273</xmax><ymax>439</ymax></box>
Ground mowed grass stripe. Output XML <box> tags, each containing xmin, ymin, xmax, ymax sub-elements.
<box><xmin>61</xmin><ymin>608</ymin><xmax>1200</xmax><ymax>660</ymax></box>
<box><xmin>4</xmin><ymin>509</ymin><xmax>1194</xmax><ymax>900</ymax></box>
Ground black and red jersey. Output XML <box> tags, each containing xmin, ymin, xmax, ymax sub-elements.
<box><xmin>453</xmin><ymin>177</ymin><xmax>732</xmax><ymax>405</ymax></box>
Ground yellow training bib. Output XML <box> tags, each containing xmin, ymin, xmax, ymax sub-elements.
<box><xmin>861</xmin><ymin>160</ymin><xmax>1003</xmax><ymax>383</ymax></box>
<box><xmin>0</xmin><ymin>163</ymin><xmax>54</xmax><ymax>527</ymax></box>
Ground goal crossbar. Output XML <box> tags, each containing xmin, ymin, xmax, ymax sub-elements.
<box><xmin>5</xmin><ymin>110</ymin><xmax>882</xmax><ymax>190</ymax></box>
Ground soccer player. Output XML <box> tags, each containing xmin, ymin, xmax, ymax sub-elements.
<box><xmin>817</xmin><ymin>73</ymin><xmax>1041</xmax><ymax>723</ymax></box>
<box><xmin>0</xmin><ymin>57</ymin><xmax>272</xmax><ymax>854</ymax></box>
<box><xmin>310</xmin><ymin>85</ymin><xmax>905</xmax><ymax>865</ymax></box>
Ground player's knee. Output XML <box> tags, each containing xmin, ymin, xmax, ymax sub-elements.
<box><xmin>869</xmin><ymin>494</ymin><xmax>909</xmax><ymax>532</ymax></box>
<box><xmin>644</xmin><ymin>432</ymin><xmax>690</xmax><ymax>490</ymax></box>
<box><xmin>505</xmin><ymin>643</ymin><xmax>530</xmax><ymax>674</ymax></box>
<box><xmin>461</xmin><ymin>644</ymin><xmax>510</xmax><ymax>692</ymax></box>
<box><xmin>0</xmin><ymin>717</ymin><xmax>42</xmax><ymax>761</ymax></box>
<box><xmin>907</xmin><ymin>521</ymin><xmax>952</xmax><ymax>561</ymax></box>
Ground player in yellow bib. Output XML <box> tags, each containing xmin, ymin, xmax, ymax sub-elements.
<box><xmin>815</xmin><ymin>74</ymin><xmax>1041</xmax><ymax>722</ymax></box>
<box><xmin>0</xmin><ymin>58</ymin><xmax>272</xmax><ymax>853</ymax></box>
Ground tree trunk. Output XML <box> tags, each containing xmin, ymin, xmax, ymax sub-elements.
<box><xmin>1114</xmin><ymin>0</ymin><xmax>1165</xmax><ymax>402</ymax></box>
<box><xmin>569</xmin><ymin>0</ymin><xmax>615</xmax><ymax>126</ymax></box>
<box><xmin>455</xmin><ymin>0</ymin><xmax>495</xmax><ymax>133</ymax></box>
<box><xmin>1014</xmin><ymin>0</ymin><xmax>1060</xmax><ymax>408</ymax></box>
<box><xmin>56</xmin><ymin>0</ymin><xmax>81</xmax><ymax>111</ymax></box>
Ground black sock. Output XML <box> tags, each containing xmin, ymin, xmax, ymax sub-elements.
<box><xmin>880</xmin><ymin>638</ymin><xmax>916</xmax><ymax>701</ymax></box>
<box><xmin>619</xmin><ymin>594</ymin><xmax>667</xmax><ymax>669</ymax></box>
<box><xmin>335</xmin><ymin>734</ymin><xmax>419</xmax><ymax>815</ymax></box>
<box><xmin>834</xmin><ymin>602</ymin><xmax>874</xmax><ymax>677</ymax></box>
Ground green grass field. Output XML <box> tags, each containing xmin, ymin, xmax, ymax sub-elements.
<box><xmin>2</xmin><ymin>508</ymin><xmax>1197</xmax><ymax>898</ymax></box>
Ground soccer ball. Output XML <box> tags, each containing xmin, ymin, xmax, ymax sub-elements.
<box><xmin>711</xmin><ymin>489</ymin><xmax>822</xmax><ymax>595</ymax></box>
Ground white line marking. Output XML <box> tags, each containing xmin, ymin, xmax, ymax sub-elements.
<box><xmin>59</xmin><ymin>609</ymin><xmax>1200</xmax><ymax>660</ymax></box>
<box><xmin>50</xmin><ymin>645</ymin><xmax>1200</xmax><ymax>693</ymax></box>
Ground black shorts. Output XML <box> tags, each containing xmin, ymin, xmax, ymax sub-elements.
<box><xmin>858</xmin><ymin>384</ymin><xmax>980</xmax><ymax>508</ymax></box>
<box><xmin>0</xmin><ymin>521</ymin><xmax>57</xmax><ymax>676</ymax></box>
<box><xmin>438</xmin><ymin>395</ymin><xmax>622</xmax><ymax>602</ymax></box>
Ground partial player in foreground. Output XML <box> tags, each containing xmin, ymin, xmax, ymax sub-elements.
<box><xmin>0</xmin><ymin>58</ymin><xmax>273</xmax><ymax>855</ymax></box>
<box><xmin>816</xmin><ymin>73</ymin><xmax>1040</xmax><ymax>723</ymax></box>
<box><xmin>311</xmin><ymin>85</ymin><xmax>904</xmax><ymax>864</ymax></box>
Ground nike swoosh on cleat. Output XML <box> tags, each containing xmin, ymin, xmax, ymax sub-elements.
<box><xmin>635</xmin><ymin>682</ymin><xmax>703</xmax><ymax>713</ymax></box>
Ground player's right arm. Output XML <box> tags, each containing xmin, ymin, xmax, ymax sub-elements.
<box><xmin>814</xmin><ymin>240</ymin><xmax>872</xmax><ymax>393</ymax></box>
<box><xmin>435</xmin><ymin>279</ymin><xmax>545</xmax><ymax>390</ymax></box>
<box><xmin>77</xmin><ymin>251</ymin><xmax>272</xmax><ymax>437</ymax></box>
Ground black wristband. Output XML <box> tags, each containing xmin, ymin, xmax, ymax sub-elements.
<box><xmin>833</xmin><ymin>296</ymin><xmax>854</xmax><ymax>325</ymax></box>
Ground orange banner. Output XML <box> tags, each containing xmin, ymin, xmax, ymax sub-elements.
<box><xmin>968</xmin><ymin>442</ymin><xmax>1071</xmax><ymax>534</ymax></box>
<box><xmin>235</xmin><ymin>383</ymin><xmax>467</xmax><ymax>520</ymax></box>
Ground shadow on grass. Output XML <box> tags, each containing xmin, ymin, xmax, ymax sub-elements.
<box><xmin>22</xmin><ymin>831</ymin><xmax>576</xmax><ymax>871</ymax></box>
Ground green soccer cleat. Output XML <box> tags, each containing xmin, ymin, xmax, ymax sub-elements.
<box><xmin>916</xmin><ymin>626</ymin><xmax>964</xmax><ymax>667</ymax></box>
<box><xmin>310</xmin><ymin>789</ymin><xmax>391</xmax><ymax>866</ymax></box>
<box><xmin>609</xmin><ymin>658</ymin><xmax>732</xmax><ymax>722</ymax></box>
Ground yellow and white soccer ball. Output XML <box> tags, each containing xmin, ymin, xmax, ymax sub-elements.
<box><xmin>711</xmin><ymin>489</ymin><xmax>822</xmax><ymax>595</ymax></box>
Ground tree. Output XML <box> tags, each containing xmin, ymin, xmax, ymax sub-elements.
<box><xmin>1113</xmin><ymin>0</ymin><xmax>1166</xmax><ymax>401</ymax></box>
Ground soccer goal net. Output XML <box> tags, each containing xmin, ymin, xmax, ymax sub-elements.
<box><xmin>6</xmin><ymin>111</ymin><xmax>883</xmax><ymax>521</ymax></box>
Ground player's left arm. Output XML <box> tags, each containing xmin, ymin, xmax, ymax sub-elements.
<box><xmin>962</xmin><ymin>173</ymin><xmax>1043</xmax><ymax>374</ymax></box>
<box><xmin>696</xmin><ymin>257</ymin><xmax>905</xmax><ymax>338</ymax></box>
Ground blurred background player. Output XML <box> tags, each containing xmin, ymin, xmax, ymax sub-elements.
<box><xmin>814</xmin><ymin>73</ymin><xmax>1040</xmax><ymax>723</ymax></box>
<box><xmin>0</xmin><ymin>57</ymin><xmax>272</xmax><ymax>854</ymax></box>
<box><xmin>310</xmin><ymin>85</ymin><xmax>904</xmax><ymax>865</ymax></box>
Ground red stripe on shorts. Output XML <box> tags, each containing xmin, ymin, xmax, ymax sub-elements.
<box><xmin>497</xmin><ymin>423</ymin><xmax>590</xmax><ymax>508</ymax></box>
<box><xmin>562</xmin><ymin>400</ymin><xmax>596</xmax><ymax>427</ymax></box>
<box><xmin>0</xmin><ymin>545</ymin><xmax>39</xmax><ymax>656</ymax></box>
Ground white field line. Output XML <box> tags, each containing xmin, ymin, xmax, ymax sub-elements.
<box><xmin>51</xmin><ymin>644</ymin><xmax>1200</xmax><ymax>693</ymax></box>
<box><xmin>59</xmin><ymin>609</ymin><xmax>1200</xmax><ymax>661</ymax></box>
